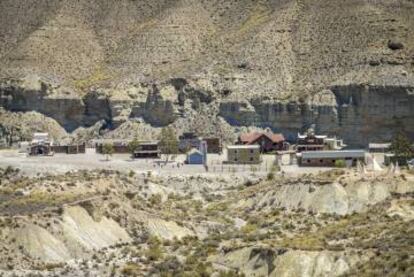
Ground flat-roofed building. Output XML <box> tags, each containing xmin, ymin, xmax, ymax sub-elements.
<box><xmin>133</xmin><ymin>141</ymin><xmax>160</xmax><ymax>159</ymax></box>
<box><xmin>225</xmin><ymin>145</ymin><xmax>261</xmax><ymax>164</ymax></box>
<box><xmin>298</xmin><ymin>150</ymin><xmax>367</xmax><ymax>167</ymax></box>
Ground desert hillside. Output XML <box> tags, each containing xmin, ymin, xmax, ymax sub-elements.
<box><xmin>1</xmin><ymin>0</ymin><xmax>413</xmax><ymax>94</ymax></box>
<box><xmin>0</xmin><ymin>0</ymin><xmax>413</xmax><ymax>145</ymax></box>
<box><xmin>0</xmin><ymin>165</ymin><xmax>413</xmax><ymax>276</ymax></box>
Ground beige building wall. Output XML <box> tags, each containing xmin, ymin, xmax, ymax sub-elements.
<box><xmin>227</xmin><ymin>148</ymin><xmax>261</xmax><ymax>164</ymax></box>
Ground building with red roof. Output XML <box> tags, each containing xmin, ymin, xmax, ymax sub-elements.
<box><xmin>238</xmin><ymin>131</ymin><xmax>287</xmax><ymax>153</ymax></box>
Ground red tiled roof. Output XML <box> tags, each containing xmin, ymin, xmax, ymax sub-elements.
<box><xmin>239</xmin><ymin>132</ymin><xmax>285</xmax><ymax>144</ymax></box>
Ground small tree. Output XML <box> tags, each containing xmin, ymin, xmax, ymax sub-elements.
<box><xmin>102</xmin><ymin>143</ymin><xmax>114</xmax><ymax>161</ymax></box>
<box><xmin>128</xmin><ymin>138</ymin><xmax>141</xmax><ymax>157</ymax></box>
<box><xmin>335</xmin><ymin>160</ymin><xmax>346</xmax><ymax>168</ymax></box>
<box><xmin>158</xmin><ymin>127</ymin><xmax>179</xmax><ymax>163</ymax></box>
<box><xmin>390</xmin><ymin>132</ymin><xmax>413</xmax><ymax>158</ymax></box>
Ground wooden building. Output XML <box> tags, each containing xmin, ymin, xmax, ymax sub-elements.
<box><xmin>298</xmin><ymin>150</ymin><xmax>367</xmax><ymax>167</ymax></box>
<box><xmin>94</xmin><ymin>139</ymin><xmax>130</xmax><ymax>154</ymax></box>
<box><xmin>225</xmin><ymin>145</ymin><xmax>261</xmax><ymax>164</ymax></box>
<box><xmin>296</xmin><ymin>131</ymin><xmax>345</xmax><ymax>152</ymax></box>
<box><xmin>179</xmin><ymin>132</ymin><xmax>203</xmax><ymax>153</ymax></box>
<box><xmin>52</xmin><ymin>144</ymin><xmax>86</xmax><ymax>154</ymax></box>
<box><xmin>296</xmin><ymin>133</ymin><xmax>325</xmax><ymax>152</ymax></box>
<box><xmin>238</xmin><ymin>132</ymin><xmax>286</xmax><ymax>153</ymax></box>
<box><xmin>133</xmin><ymin>141</ymin><xmax>160</xmax><ymax>159</ymax></box>
<box><xmin>179</xmin><ymin>132</ymin><xmax>222</xmax><ymax>154</ymax></box>
<box><xmin>29</xmin><ymin>144</ymin><xmax>53</xmax><ymax>156</ymax></box>
<box><xmin>203</xmin><ymin>137</ymin><xmax>222</xmax><ymax>154</ymax></box>
<box><xmin>29</xmin><ymin>132</ymin><xmax>54</xmax><ymax>156</ymax></box>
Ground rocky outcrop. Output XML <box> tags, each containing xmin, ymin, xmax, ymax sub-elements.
<box><xmin>142</xmin><ymin>84</ymin><xmax>178</xmax><ymax>126</ymax></box>
<box><xmin>0</xmin><ymin>78</ymin><xmax>179</xmax><ymax>132</ymax></box>
<box><xmin>0</xmin><ymin>0</ymin><xmax>413</xmax><ymax>147</ymax></box>
<box><xmin>82</xmin><ymin>91</ymin><xmax>112</xmax><ymax>127</ymax></box>
<box><xmin>0</xmin><ymin>77</ymin><xmax>86</xmax><ymax>131</ymax></box>
<box><xmin>12</xmin><ymin>206</ymin><xmax>131</xmax><ymax>263</ymax></box>
<box><xmin>234</xmin><ymin>177</ymin><xmax>414</xmax><ymax>215</ymax></box>
<box><xmin>219</xmin><ymin>81</ymin><xmax>414</xmax><ymax>146</ymax></box>
<box><xmin>142</xmin><ymin>215</ymin><xmax>194</xmax><ymax>240</ymax></box>
<box><xmin>213</xmin><ymin>247</ymin><xmax>360</xmax><ymax>277</ymax></box>
<box><xmin>14</xmin><ymin>224</ymin><xmax>72</xmax><ymax>263</ymax></box>
<box><xmin>270</xmin><ymin>250</ymin><xmax>359</xmax><ymax>277</ymax></box>
<box><xmin>0</xmin><ymin>109</ymin><xmax>67</xmax><ymax>144</ymax></box>
<box><xmin>1</xmin><ymin>73</ymin><xmax>414</xmax><ymax>147</ymax></box>
<box><xmin>330</xmin><ymin>83</ymin><xmax>414</xmax><ymax>146</ymax></box>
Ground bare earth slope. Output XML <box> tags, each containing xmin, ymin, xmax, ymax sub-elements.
<box><xmin>0</xmin><ymin>166</ymin><xmax>413</xmax><ymax>276</ymax></box>
<box><xmin>0</xmin><ymin>0</ymin><xmax>413</xmax><ymax>145</ymax></box>
<box><xmin>1</xmin><ymin>0</ymin><xmax>413</xmax><ymax>91</ymax></box>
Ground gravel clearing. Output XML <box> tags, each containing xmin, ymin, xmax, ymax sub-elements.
<box><xmin>0</xmin><ymin>148</ymin><xmax>332</xmax><ymax>177</ymax></box>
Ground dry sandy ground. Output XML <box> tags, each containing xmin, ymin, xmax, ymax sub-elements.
<box><xmin>0</xmin><ymin>148</ymin><xmax>332</xmax><ymax>177</ymax></box>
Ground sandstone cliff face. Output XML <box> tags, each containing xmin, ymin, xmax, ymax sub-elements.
<box><xmin>0</xmin><ymin>77</ymin><xmax>179</xmax><ymax>132</ymax></box>
<box><xmin>1</xmin><ymin>74</ymin><xmax>414</xmax><ymax>146</ymax></box>
<box><xmin>0</xmin><ymin>77</ymin><xmax>86</xmax><ymax>131</ymax></box>
<box><xmin>219</xmin><ymin>82</ymin><xmax>414</xmax><ymax>146</ymax></box>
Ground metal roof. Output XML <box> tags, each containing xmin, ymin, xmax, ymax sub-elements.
<box><xmin>227</xmin><ymin>145</ymin><xmax>260</xmax><ymax>150</ymax></box>
<box><xmin>134</xmin><ymin>150</ymin><xmax>160</xmax><ymax>154</ymax></box>
<box><xmin>369</xmin><ymin>143</ymin><xmax>391</xmax><ymax>149</ymax></box>
<box><xmin>301</xmin><ymin>150</ymin><xmax>366</xmax><ymax>159</ymax></box>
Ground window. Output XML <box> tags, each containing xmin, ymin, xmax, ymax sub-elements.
<box><xmin>250</xmin><ymin>149</ymin><xmax>254</xmax><ymax>154</ymax></box>
<box><xmin>307</xmin><ymin>159</ymin><xmax>311</xmax><ymax>163</ymax></box>
<box><xmin>250</xmin><ymin>157</ymin><xmax>254</xmax><ymax>161</ymax></box>
<box><xmin>320</xmin><ymin>159</ymin><xmax>323</xmax><ymax>163</ymax></box>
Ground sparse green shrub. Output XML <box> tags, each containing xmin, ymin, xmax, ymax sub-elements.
<box><xmin>102</xmin><ymin>143</ymin><xmax>114</xmax><ymax>161</ymax></box>
<box><xmin>146</xmin><ymin>237</ymin><xmax>163</xmax><ymax>261</ymax></box>
<box><xmin>121</xmin><ymin>262</ymin><xmax>141</xmax><ymax>276</ymax></box>
<box><xmin>149</xmin><ymin>194</ymin><xmax>162</xmax><ymax>206</ymax></box>
<box><xmin>267</xmin><ymin>172</ymin><xmax>275</xmax><ymax>180</ymax></box>
<box><xmin>128</xmin><ymin>138</ymin><xmax>141</xmax><ymax>155</ymax></box>
<box><xmin>335</xmin><ymin>160</ymin><xmax>346</xmax><ymax>168</ymax></box>
<box><xmin>243</xmin><ymin>180</ymin><xmax>254</xmax><ymax>187</ymax></box>
<box><xmin>241</xmin><ymin>223</ymin><xmax>258</xmax><ymax>234</ymax></box>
